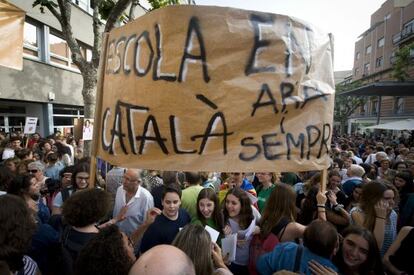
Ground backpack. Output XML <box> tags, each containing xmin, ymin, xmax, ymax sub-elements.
<box><xmin>248</xmin><ymin>217</ymin><xmax>290</xmax><ymax>275</ymax></box>
<box><xmin>61</xmin><ymin>187</ymin><xmax>74</xmax><ymax>202</ymax></box>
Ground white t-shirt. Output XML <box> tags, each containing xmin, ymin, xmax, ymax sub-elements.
<box><xmin>113</xmin><ymin>185</ymin><xmax>154</xmax><ymax>236</ymax></box>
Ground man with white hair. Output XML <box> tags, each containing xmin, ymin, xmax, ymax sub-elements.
<box><xmin>342</xmin><ymin>164</ymin><xmax>365</xmax><ymax>196</ymax></box>
<box><xmin>113</xmin><ymin>168</ymin><xmax>154</xmax><ymax>236</ymax></box>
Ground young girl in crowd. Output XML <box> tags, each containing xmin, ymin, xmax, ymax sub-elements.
<box><xmin>344</xmin><ymin>185</ymin><xmax>361</xmax><ymax>213</ymax></box>
<box><xmin>52</xmin><ymin>161</ymin><xmax>90</xmax><ymax>215</ymax></box>
<box><xmin>309</xmin><ymin>226</ymin><xmax>384</xmax><ymax>275</ymax></box>
<box><xmin>193</xmin><ymin>188</ymin><xmax>224</xmax><ymax>234</ymax></box>
<box><xmin>259</xmin><ymin>183</ymin><xmax>305</xmax><ymax>243</ymax></box>
<box><xmin>223</xmin><ymin>187</ymin><xmax>259</xmax><ymax>275</ymax></box>
<box><xmin>173</xmin><ymin>224</ymin><xmax>232</xmax><ymax>275</ymax></box>
<box><xmin>392</xmin><ymin>171</ymin><xmax>414</xmax><ymax>212</ymax></box>
<box><xmin>350</xmin><ymin>181</ymin><xmax>398</xmax><ymax>256</ymax></box>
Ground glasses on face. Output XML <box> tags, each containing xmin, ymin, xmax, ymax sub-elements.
<box><xmin>28</xmin><ymin>169</ymin><xmax>38</xmax><ymax>173</ymax></box>
<box><xmin>76</xmin><ymin>176</ymin><xmax>89</xmax><ymax>181</ymax></box>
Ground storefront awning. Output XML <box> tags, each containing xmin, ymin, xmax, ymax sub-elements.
<box><xmin>339</xmin><ymin>81</ymin><xmax>414</xmax><ymax>97</ymax></box>
<box><xmin>364</xmin><ymin>119</ymin><xmax>414</xmax><ymax>130</ymax></box>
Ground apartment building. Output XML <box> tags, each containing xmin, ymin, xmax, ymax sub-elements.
<box><xmin>0</xmin><ymin>0</ymin><xmax>151</xmax><ymax>136</ymax></box>
<box><xmin>343</xmin><ymin>0</ymin><xmax>414</xmax><ymax>131</ymax></box>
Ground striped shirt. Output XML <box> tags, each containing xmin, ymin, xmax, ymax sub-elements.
<box><xmin>15</xmin><ymin>255</ymin><xmax>38</xmax><ymax>275</ymax></box>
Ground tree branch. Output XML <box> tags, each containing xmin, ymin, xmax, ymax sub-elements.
<box><xmin>46</xmin><ymin>3</ymin><xmax>63</xmax><ymax>23</ymax></box>
<box><xmin>55</xmin><ymin>0</ymin><xmax>86</xmax><ymax>72</ymax></box>
<box><xmin>92</xmin><ymin>0</ymin><xmax>103</xmax><ymax>68</ymax></box>
<box><xmin>104</xmin><ymin>0</ymin><xmax>132</xmax><ymax>33</ymax></box>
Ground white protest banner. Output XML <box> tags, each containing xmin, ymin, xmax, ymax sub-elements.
<box><xmin>93</xmin><ymin>5</ymin><xmax>335</xmax><ymax>172</ymax></box>
<box><xmin>24</xmin><ymin>117</ymin><xmax>37</xmax><ymax>134</ymax></box>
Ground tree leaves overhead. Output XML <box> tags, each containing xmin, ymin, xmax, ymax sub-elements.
<box><xmin>334</xmin><ymin>81</ymin><xmax>366</xmax><ymax>134</ymax></box>
<box><xmin>392</xmin><ymin>42</ymin><xmax>414</xmax><ymax>82</ymax></box>
<box><xmin>147</xmin><ymin>0</ymin><xmax>179</xmax><ymax>10</ymax></box>
<box><xmin>32</xmin><ymin>0</ymin><xmax>58</xmax><ymax>13</ymax></box>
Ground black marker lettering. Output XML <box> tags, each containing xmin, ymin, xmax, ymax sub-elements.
<box><xmin>123</xmin><ymin>34</ymin><xmax>136</xmax><ymax>75</ymax></box>
<box><xmin>191</xmin><ymin>112</ymin><xmax>233</xmax><ymax>155</ymax></box>
<box><xmin>245</xmin><ymin>14</ymin><xmax>275</xmax><ymax>75</ymax></box>
<box><xmin>136</xmin><ymin>115</ymin><xmax>169</xmax><ymax>155</ymax></box>
<box><xmin>239</xmin><ymin>137</ymin><xmax>261</xmax><ymax>161</ymax></box>
<box><xmin>251</xmin><ymin>83</ymin><xmax>278</xmax><ymax>117</ymax></box>
<box><xmin>317</xmin><ymin>123</ymin><xmax>331</xmax><ymax>158</ymax></box>
<box><xmin>262</xmin><ymin>133</ymin><xmax>282</xmax><ymax>160</ymax></box>
<box><xmin>153</xmin><ymin>24</ymin><xmax>177</xmax><ymax>81</ymax></box>
<box><xmin>306</xmin><ymin>125</ymin><xmax>321</xmax><ymax>160</ymax></box>
<box><xmin>286</xmin><ymin>133</ymin><xmax>305</xmax><ymax>160</ymax></box>
<box><xmin>178</xmin><ymin>17</ymin><xmax>210</xmax><ymax>83</ymax></box>
<box><xmin>134</xmin><ymin>31</ymin><xmax>154</xmax><ymax>77</ymax></box>
<box><xmin>169</xmin><ymin>115</ymin><xmax>197</xmax><ymax>154</ymax></box>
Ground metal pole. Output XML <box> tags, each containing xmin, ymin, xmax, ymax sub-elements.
<box><xmin>376</xmin><ymin>96</ymin><xmax>382</xmax><ymax>125</ymax></box>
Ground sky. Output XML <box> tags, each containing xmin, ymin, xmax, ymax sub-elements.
<box><xmin>193</xmin><ymin>0</ymin><xmax>386</xmax><ymax>72</ymax></box>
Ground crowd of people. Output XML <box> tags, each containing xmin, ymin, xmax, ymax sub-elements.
<box><xmin>1</xmin><ymin>130</ymin><xmax>414</xmax><ymax>275</ymax></box>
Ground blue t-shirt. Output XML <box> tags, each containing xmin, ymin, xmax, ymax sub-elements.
<box><xmin>140</xmin><ymin>208</ymin><xmax>191</xmax><ymax>254</ymax></box>
<box><xmin>257</xmin><ymin>242</ymin><xmax>338</xmax><ymax>275</ymax></box>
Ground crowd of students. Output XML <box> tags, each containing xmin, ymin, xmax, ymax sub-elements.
<box><xmin>1</xmin><ymin>131</ymin><xmax>414</xmax><ymax>275</ymax></box>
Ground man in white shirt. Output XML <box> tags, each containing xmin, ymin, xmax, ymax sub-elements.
<box><xmin>113</xmin><ymin>168</ymin><xmax>154</xmax><ymax>236</ymax></box>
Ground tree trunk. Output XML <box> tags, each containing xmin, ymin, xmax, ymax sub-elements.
<box><xmin>340</xmin><ymin>120</ymin><xmax>346</xmax><ymax>136</ymax></box>
<box><xmin>82</xmin><ymin>64</ymin><xmax>98</xmax><ymax>157</ymax></box>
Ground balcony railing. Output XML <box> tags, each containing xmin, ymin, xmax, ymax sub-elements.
<box><xmin>393</xmin><ymin>24</ymin><xmax>414</xmax><ymax>45</ymax></box>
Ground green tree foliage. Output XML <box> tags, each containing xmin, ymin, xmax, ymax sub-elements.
<box><xmin>392</xmin><ymin>42</ymin><xmax>414</xmax><ymax>81</ymax></box>
<box><xmin>148</xmin><ymin>0</ymin><xmax>179</xmax><ymax>10</ymax></box>
<box><xmin>334</xmin><ymin>81</ymin><xmax>366</xmax><ymax>134</ymax></box>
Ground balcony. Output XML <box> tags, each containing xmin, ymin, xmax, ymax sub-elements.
<box><xmin>393</xmin><ymin>23</ymin><xmax>414</xmax><ymax>45</ymax></box>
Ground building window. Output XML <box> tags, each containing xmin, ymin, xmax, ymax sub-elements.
<box><xmin>394</xmin><ymin>97</ymin><xmax>404</xmax><ymax>114</ymax></box>
<box><xmin>376</xmin><ymin>56</ymin><xmax>383</xmax><ymax>68</ymax></box>
<box><xmin>390</xmin><ymin>51</ymin><xmax>396</xmax><ymax>64</ymax></box>
<box><xmin>377</xmin><ymin>37</ymin><xmax>384</xmax><ymax>48</ymax></box>
<box><xmin>360</xmin><ymin>103</ymin><xmax>368</xmax><ymax>115</ymax></box>
<box><xmin>356</xmin><ymin>52</ymin><xmax>360</xmax><ymax>60</ymax></box>
<box><xmin>363</xmin><ymin>63</ymin><xmax>370</xmax><ymax>75</ymax></box>
<box><xmin>371</xmin><ymin>99</ymin><xmax>378</xmax><ymax>115</ymax></box>
<box><xmin>384</xmin><ymin>13</ymin><xmax>391</xmax><ymax>20</ymax></box>
<box><xmin>49</xmin><ymin>32</ymin><xmax>70</xmax><ymax>66</ymax></box>
<box><xmin>71</xmin><ymin>0</ymin><xmax>93</xmax><ymax>15</ymax></box>
<box><xmin>23</xmin><ymin>21</ymin><xmax>40</xmax><ymax>58</ymax></box>
<box><xmin>402</xmin><ymin>19</ymin><xmax>414</xmax><ymax>39</ymax></box>
<box><xmin>366</xmin><ymin>45</ymin><xmax>372</xmax><ymax>54</ymax></box>
<box><xmin>354</xmin><ymin>68</ymin><xmax>359</xmax><ymax>76</ymax></box>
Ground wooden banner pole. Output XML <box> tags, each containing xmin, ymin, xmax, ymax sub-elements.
<box><xmin>89</xmin><ymin>33</ymin><xmax>109</xmax><ymax>188</ymax></box>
